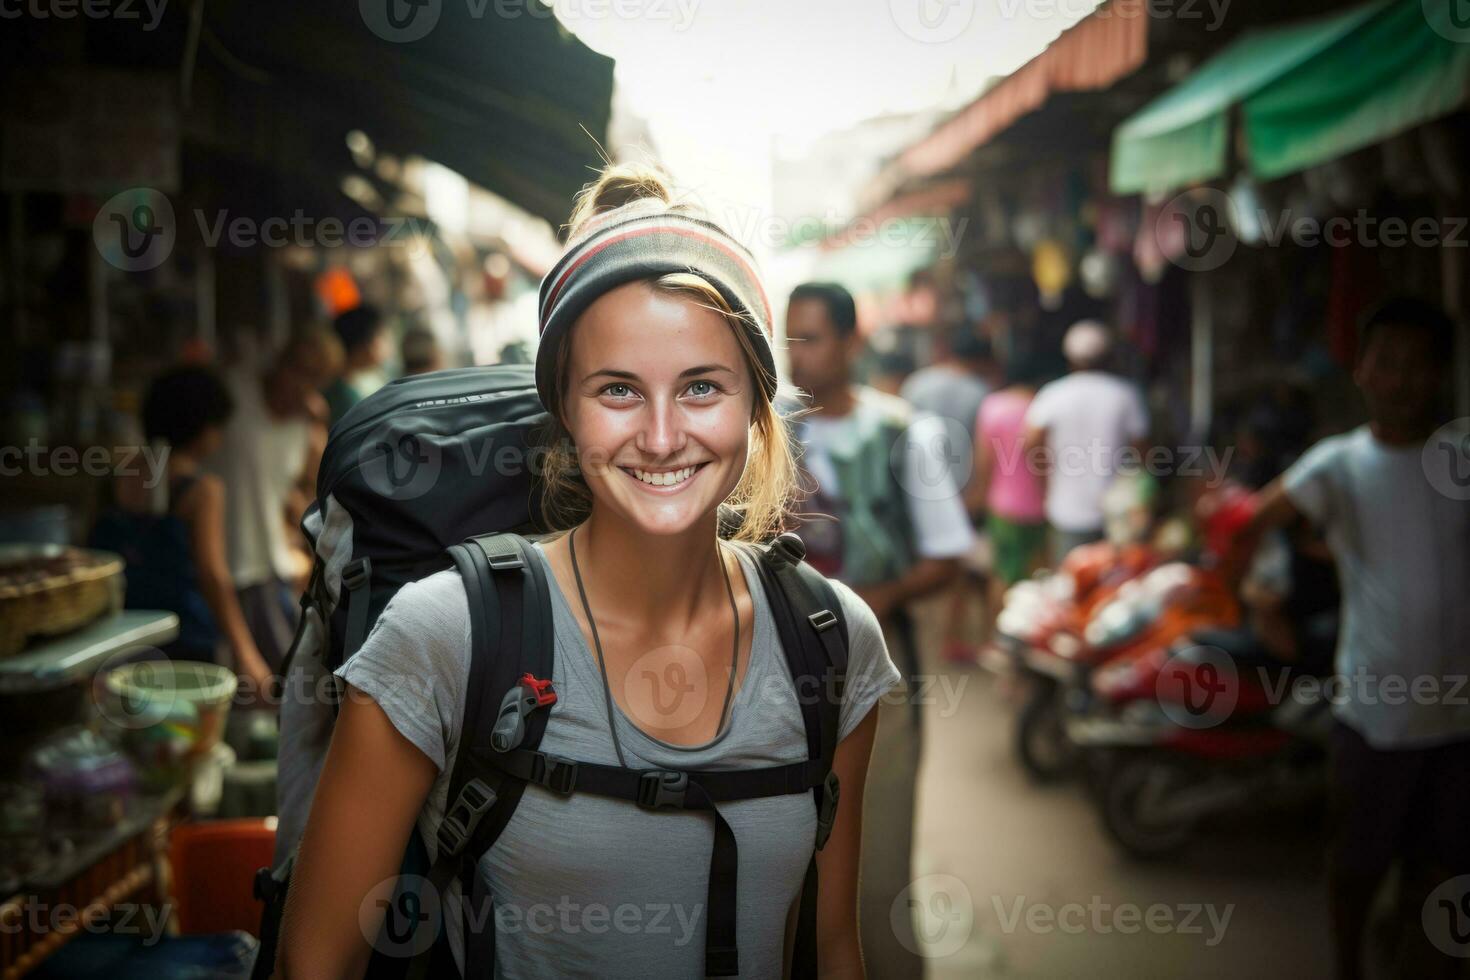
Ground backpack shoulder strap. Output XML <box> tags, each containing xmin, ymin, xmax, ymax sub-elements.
<box><xmin>412</xmin><ymin>532</ymin><xmax>554</xmax><ymax>980</ymax></box>
<box><xmin>752</xmin><ymin>534</ymin><xmax>849</xmax><ymax>770</ymax></box>
<box><xmin>750</xmin><ymin>532</ymin><xmax>850</xmax><ymax>979</ymax></box>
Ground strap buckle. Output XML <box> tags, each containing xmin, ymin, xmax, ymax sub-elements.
<box><xmin>253</xmin><ymin>866</ymin><xmax>280</xmax><ymax>903</ymax></box>
<box><xmin>637</xmin><ymin>770</ymin><xmax>689</xmax><ymax>810</ymax></box>
<box><xmin>437</xmin><ymin>778</ymin><xmax>497</xmax><ymax>858</ymax></box>
<box><xmin>530</xmin><ymin>753</ymin><xmax>577</xmax><ymax>795</ymax></box>
<box><xmin>518</xmin><ymin>672</ymin><xmax>557</xmax><ymax>708</ymax></box>
<box><xmin>486</xmin><ymin>551</ymin><xmax>524</xmax><ymax>571</ymax></box>
<box><xmin>491</xmin><ymin>675</ymin><xmax>558</xmax><ymax>752</ymax></box>
<box><xmin>814</xmin><ymin>770</ymin><xmax>841</xmax><ymax>850</ymax></box>
<box><xmin>807</xmin><ymin>609</ymin><xmax>838</xmax><ymax>633</ymax></box>
<box><xmin>342</xmin><ymin>557</ymin><xmax>372</xmax><ymax>592</ymax></box>
<box><xmin>473</xmin><ymin>536</ymin><xmax>526</xmax><ymax>571</ymax></box>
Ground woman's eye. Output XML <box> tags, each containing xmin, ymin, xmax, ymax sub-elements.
<box><xmin>686</xmin><ymin>380</ymin><xmax>717</xmax><ymax>399</ymax></box>
<box><xmin>602</xmin><ymin>383</ymin><xmax>635</xmax><ymax>399</ymax></box>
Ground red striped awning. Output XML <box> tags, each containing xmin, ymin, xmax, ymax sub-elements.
<box><xmin>899</xmin><ymin>0</ymin><xmax>1149</xmax><ymax>179</ymax></box>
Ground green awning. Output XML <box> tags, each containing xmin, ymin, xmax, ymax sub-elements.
<box><xmin>809</xmin><ymin>217</ymin><xmax>948</xmax><ymax>297</ymax></box>
<box><xmin>1111</xmin><ymin>0</ymin><xmax>1470</xmax><ymax>195</ymax></box>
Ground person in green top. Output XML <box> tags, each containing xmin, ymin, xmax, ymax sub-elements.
<box><xmin>323</xmin><ymin>303</ymin><xmax>390</xmax><ymax>428</ymax></box>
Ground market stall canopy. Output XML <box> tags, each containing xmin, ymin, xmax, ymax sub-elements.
<box><xmin>1110</xmin><ymin>0</ymin><xmax>1470</xmax><ymax>195</ymax></box>
<box><xmin>197</xmin><ymin>3</ymin><xmax>615</xmax><ymax>227</ymax></box>
<box><xmin>892</xmin><ymin>0</ymin><xmax>1149</xmax><ymax>183</ymax></box>
<box><xmin>811</xmin><ymin>216</ymin><xmax>955</xmax><ymax>299</ymax></box>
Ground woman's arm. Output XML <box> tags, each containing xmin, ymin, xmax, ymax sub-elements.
<box><xmin>277</xmin><ymin>683</ymin><xmax>437</xmax><ymax>980</ymax></box>
<box><xmin>813</xmin><ymin>702</ymin><xmax>880</xmax><ymax>979</ymax></box>
<box><xmin>179</xmin><ymin>475</ymin><xmax>273</xmax><ymax>697</ymax></box>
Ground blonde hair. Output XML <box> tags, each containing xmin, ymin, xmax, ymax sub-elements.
<box><xmin>539</xmin><ymin>162</ymin><xmax>796</xmax><ymax>543</ymax></box>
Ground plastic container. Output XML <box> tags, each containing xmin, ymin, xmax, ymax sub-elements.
<box><xmin>167</xmin><ymin>818</ymin><xmax>277</xmax><ymax>936</ymax></box>
<box><xmin>101</xmin><ymin>661</ymin><xmax>238</xmax><ymax>792</ymax></box>
<box><xmin>27</xmin><ymin>727</ymin><xmax>137</xmax><ymax>831</ymax></box>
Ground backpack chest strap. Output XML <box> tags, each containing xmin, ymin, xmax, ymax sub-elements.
<box><xmin>473</xmin><ymin>748</ymin><xmax>830</xmax><ymax>810</ymax></box>
<box><xmin>453</xmin><ymin>747</ymin><xmax>837</xmax><ymax>978</ymax></box>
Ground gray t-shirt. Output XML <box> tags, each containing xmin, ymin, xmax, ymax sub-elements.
<box><xmin>336</xmin><ymin>541</ymin><xmax>900</xmax><ymax>978</ymax></box>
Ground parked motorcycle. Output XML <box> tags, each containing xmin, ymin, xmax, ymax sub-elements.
<box><xmin>1071</xmin><ymin>620</ymin><xmax>1336</xmax><ymax>859</ymax></box>
<box><xmin>994</xmin><ymin>477</ymin><xmax>1258</xmax><ymax>784</ymax></box>
<box><xmin>995</xmin><ymin>541</ymin><xmax>1157</xmax><ymax>781</ymax></box>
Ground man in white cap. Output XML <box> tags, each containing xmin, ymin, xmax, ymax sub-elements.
<box><xmin>1023</xmin><ymin>320</ymin><xmax>1149</xmax><ymax>564</ymax></box>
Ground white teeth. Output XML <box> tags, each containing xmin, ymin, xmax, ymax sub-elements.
<box><xmin>632</xmin><ymin>465</ymin><xmax>696</xmax><ymax>486</ymax></box>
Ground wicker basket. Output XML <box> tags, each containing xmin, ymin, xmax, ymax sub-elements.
<box><xmin>0</xmin><ymin>546</ymin><xmax>125</xmax><ymax>659</ymax></box>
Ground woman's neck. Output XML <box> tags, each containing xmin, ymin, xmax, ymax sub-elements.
<box><xmin>574</xmin><ymin>509</ymin><xmax>726</xmax><ymax>627</ymax></box>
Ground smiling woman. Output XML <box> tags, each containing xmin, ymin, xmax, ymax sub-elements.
<box><xmin>535</xmin><ymin>173</ymin><xmax>795</xmax><ymax>543</ymax></box>
<box><xmin>278</xmin><ymin>163</ymin><xmax>902</xmax><ymax>980</ymax></box>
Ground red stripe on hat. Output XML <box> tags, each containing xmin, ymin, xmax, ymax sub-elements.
<box><xmin>542</xmin><ymin>221</ymin><xmax>773</xmax><ymax>331</ymax></box>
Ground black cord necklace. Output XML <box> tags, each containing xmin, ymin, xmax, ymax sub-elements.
<box><xmin>568</xmin><ymin>526</ymin><xmax>741</xmax><ymax>765</ymax></box>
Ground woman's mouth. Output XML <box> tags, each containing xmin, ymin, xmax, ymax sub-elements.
<box><xmin>620</xmin><ymin>463</ymin><xmax>708</xmax><ymax>490</ymax></box>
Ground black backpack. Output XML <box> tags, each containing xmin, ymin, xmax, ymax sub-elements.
<box><xmin>254</xmin><ymin>364</ymin><xmax>850</xmax><ymax>979</ymax></box>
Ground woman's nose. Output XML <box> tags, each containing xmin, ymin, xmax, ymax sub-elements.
<box><xmin>635</xmin><ymin>399</ymin><xmax>686</xmax><ymax>457</ymax></box>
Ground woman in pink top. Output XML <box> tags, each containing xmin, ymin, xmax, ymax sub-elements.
<box><xmin>967</xmin><ymin>356</ymin><xmax>1049</xmax><ymax>630</ymax></box>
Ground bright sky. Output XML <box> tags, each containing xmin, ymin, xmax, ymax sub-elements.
<box><xmin>556</xmin><ymin>0</ymin><xmax>1104</xmax><ymax>220</ymax></box>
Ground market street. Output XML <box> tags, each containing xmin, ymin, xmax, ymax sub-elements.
<box><xmin>907</xmin><ymin>607</ymin><xmax>1333</xmax><ymax>979</ymax></box>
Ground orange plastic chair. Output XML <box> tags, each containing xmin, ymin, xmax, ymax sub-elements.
<box><xmin>168</xmin><ymin>817</ymin><xmax>277</xmax><ymax>935</ymax></box>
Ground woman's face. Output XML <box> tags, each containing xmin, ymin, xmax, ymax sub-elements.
<box><xmin>562</xmin><ymin>281</ymin><xmax>754</xmax><ymax>539</ymax></box>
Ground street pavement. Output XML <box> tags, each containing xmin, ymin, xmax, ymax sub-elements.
<box><xmin>901</xmin><ymin>614</ymin><xmax>1333</xmax><ymax>980</ymax></box>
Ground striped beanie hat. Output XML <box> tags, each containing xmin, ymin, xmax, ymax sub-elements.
<box><xmin>536</xmin><ymin>199</ymin><xmax>777</xmax><ymax>408</ymax></box>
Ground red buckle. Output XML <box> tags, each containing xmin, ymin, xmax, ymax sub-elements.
<box><xmin>520</xmin><ymin>672</ymin><xmax>557</xmax><ymax>707</ymax></box>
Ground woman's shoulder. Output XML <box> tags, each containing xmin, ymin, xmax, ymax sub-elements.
<box><xmin>804</xmin><ymin>570</ymin><xmax>901</xmax><ymax>737</ymax></box>
<box><xmin>820</xmin><ymin>575</ymin><xmax>883</xmax><ymax>647</ymax></box>
<box><xmin>363</xmin><ymin>567</ymin><xmax>473</xmax><ymax>657</ymax></box>
<box><xmin>723</xmin><ymin>542</ymin><xmax>882</xmax><ymax>646</ymax></box>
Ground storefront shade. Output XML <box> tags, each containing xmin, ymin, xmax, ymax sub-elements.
<box><xmin>1110</xmin><ymin>0</ymin><xmax>1468</xmax><ymax>195</ymax></box>
<box><xmin>199</xmin><ymin>4</ymin><xmax>615</xmax><ymax>227</ymax></box>
<box><xmin>810</xmin><ymin>217</ymin><xmax>946</xmax><ymax>298</ymax></box>
<box><xmin>1246</xmin><ymin>0</ymin><xmax>1470</xmax><ymax>181</ymax></box>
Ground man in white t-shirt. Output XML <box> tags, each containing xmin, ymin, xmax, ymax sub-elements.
<box><xmin>210</xmin><ymin>329</ymin><xmax>339</xmax><ymax>683</ymax></box>
<box><xmin>1235</xmin><ymin>298</ymin><xmax>1470</xmax><ymax>980</ymax></box>
<box><xmin>1024</xmin><ymin>320</ymin><xmax>1149</xmax><ymax>564</ymax></box>
<box><xmin>785</xmin><ymin>282</ymin><xmax>973</xmax><ymax>980</ymax></box>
